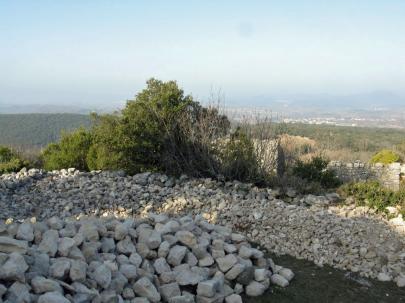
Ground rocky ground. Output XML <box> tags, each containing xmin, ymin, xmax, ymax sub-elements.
<box><xmin>0</xmin><ymin>168</ymin><xmax>405</xmax><ymax>300</ymax></box>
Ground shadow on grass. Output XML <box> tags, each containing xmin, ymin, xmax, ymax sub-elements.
<box><xmin>244</xmin><ymin>253</ymin><xmax>405</xmax><ymax>303</ymax></box>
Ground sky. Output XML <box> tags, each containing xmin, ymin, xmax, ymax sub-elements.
<box><xmin>1</xmin><ymin>0</ymin><xmax>405</xmax><ymax>108</ymax></box>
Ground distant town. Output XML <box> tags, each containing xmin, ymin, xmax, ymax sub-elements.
<box><xmin>226</xmin><ymin>107</ymin><xmax>405</xmax><ymax>129</ymax></box>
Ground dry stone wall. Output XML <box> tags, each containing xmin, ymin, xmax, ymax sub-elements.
<box><xmin>328</xmin><ymin>161</ymin><xmax>404</xmax><ymax>190</ymax></box>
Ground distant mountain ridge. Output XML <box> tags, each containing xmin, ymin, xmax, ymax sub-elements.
<box><xmin>232</xmin><ymin>91</ymin><xmax>405</xmax><ymax>110</ymax></box>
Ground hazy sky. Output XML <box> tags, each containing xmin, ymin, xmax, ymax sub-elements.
<box><xmin>1</xmin><ymin>0</ymin><xmax>405</xmax><ymax>107</ymax></box>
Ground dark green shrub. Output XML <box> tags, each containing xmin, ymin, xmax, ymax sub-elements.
<box><xmin>219</xmin><ymin>128</ymin><xmax>263</xmax><ymax>183</ymax></box>
<box><xmin>293</xmin><ymin>156</ymin><xmax>341</xmax><ymax>188</ymax></box>
<box><xmin>89</xmin><ymin>78</ymin><xmax>230</xmax><ymax>177</ymax></box>
<box><xmin>39</xmin><ymin>78</ymin><xmax>277</xmax><ymax>186</ymax></box>
<box><xmin>339</xmin><ymin>181</ymin><xmax>405</xmax><ymax>214</ymax></box>
<box><xmin>370</xmin><ymin>149</ymin><xmax>401</xmax><ymax>164</ymax></box>
<box><xmin>41</xmin><ymin>128</ymin><xmax>92</xmax><ymax>171</ymax></box>
<box><xmin>0</xmin><ymin>146</ymin><xmax>28</xmax><ymax>174</ymax></box>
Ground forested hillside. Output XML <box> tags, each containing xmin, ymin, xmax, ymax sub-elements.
<box><xmin>0</xmin><ymin>113</ymin><xmax>91</xmax><ymax>148</ymax></box>
<box><xmin>284</xmin><ymin>123</ymin><xmax>405</xmax><ymax>152</ymax></box>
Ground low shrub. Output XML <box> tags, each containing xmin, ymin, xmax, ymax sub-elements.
<box><xmin>292</xmin><ymin>156</ymin><xmax>341</xmax><ymax>189</ymax></box>
<box><xmin>370</xmin><ymin>149</ymin><xmax>401</xmax><ymax>165</ymax></box>
<box><xmin>41</xmin><ymin>128</ymin><xmax>92</xmax><ymax>171</ymax></box>
<box><xmin>218</xmin><ymin>128</ymin><xmax>264</xmax><ymax>183</ymax></box>
<box><xmin>339</xmin><ymin>181</ymin><xmax>405</xmax><ymax>215</ymax></box>
<box><xmin>0</xmin><ymin>145</ymin><xmax>28</xmax><ymax>174</ymax></box>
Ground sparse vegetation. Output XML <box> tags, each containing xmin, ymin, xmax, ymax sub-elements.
<box><xmin>0</xmin><ymin>145</ymin><xmax>28</xmax><ymax>174</ymax></box>
<box><xmin>370</xmin><ymin>149</ymin><xmax>401</xmax><ymax>164</ymax></box>
<box><xmin>292</xmin><ymin>156</ymin><xmax>341</xmax><ymax>189</ymax></box>
<box><xmin>339</xmin><ymin>181</ymin><xmax>405</xmax><ymax>216</ymax></box>
<box><xmin>41</xmin><ymin>128</ymin><xmax>93</xmax><ymax>171</ymax></box>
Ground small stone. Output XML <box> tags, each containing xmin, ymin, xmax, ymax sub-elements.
<box><xmin>197</xmin><ymin>280</ymin><xmax>218</xmax><ymax>297</ymax></box>
<box><xmin>58</xmin><ymin>237</ymin><xmax>75</xmax><ymax>257</ymax></box>
<box><xmin>278</xmin><ymin>268</ymin><xmax>294</xmax><ymax>281</ymax></box>
<box><xmin>38</xmin><ymin>291</ymin><xmax>70</xmax><ymax>303</ymax></box>
<box><xmin>231</xmin><ymin>233</ymin><xmax>245</xmax><ymax>242</ymax></box>
<box><xmin>0</xmin><ymin>252</ymin><xmax>28</xmax><ymax>281</ymax></box>
<box><xmin>271</xmin><ymin>274</ymin><xmax>289</xmax><ymax>287</ymax></box>
<box><xmin>133</xmin><ymin>277</ymin><xmax>161</xmax><ymax>303</ymax></box>
<box><xmin>117</xmin><ymin>236</ymin><xmax>136</xmax><ymax>255</ymax></box>
<box><xmin>377</xmin><ymin>272</ymin><xmax>391</xmax><ymax>282</ymax></box>
<box><xmin>119</xmin><ymin>264</ymin><xmax>138</xmax><ymax>280</ymax></box>
<box><xmin>0</xmin><ymin>236</ymin><xmax>28</xmax><ymax>254</ymax></box>
<box><xmin>216</xmin><ymin>254</ymin><xmax>238</xmax><ymax>272</ymax></box>
<box><xmin>158</xmin><ymin>241</ymin><xmax>171</xmax><ymax>258</ymax></box>
<box><xmin>238</xmin><ymin>246</ymin><xmax>253</xmax><ymax>259</ymax></box>
<box><xmin>168</xmin><ymin>295</ymin><xmax>195</xmax><ymax>303</ymax></box>
<box><xmin>129</xmin><ymin>252</ymin><xmax>143</xmax><ymax>268</ymax></box>
<box><xmin>254</xmin><ymin>268</ymin><xmax>269</xmax><ymax>282</ymax></box>
<box><xmin>101</xmin><ymin>237</ymin><xmax>116</xmax><ymax>253</ymax></box>
<box><xmin>70</xmin><ymin>260</ymin><xmax>87</xmax><ymax>282</ymax></box>
<box><xmin>236</xmin><ymin>266</ymin><xmax>254</xmax><ymax>285</ymax></box>
<box><xmin>79</xmin><ymin>222</ymin><xmax>99</xmax><ymax>242</ymax></box>
<box><xmin>159</xmin><ymin>282</ymin><xmax>181</xmax><ymax>301</ymax></box>
<box><xmin>39</xmin><ymin>230</ymin><xmax>59</xmax><ymax>257</ymax></box>
<box><xmin>225</xmin><ymin>294</ymin><xmax>243</xmax><ymax>303</ymax></box>
<box><xmin>7</xmin><ymin>281</ymin><xmax>31</xmax><ymax>302</ymax></box>
<box><xmin>114</xmin><ymin>223</ymin><xmax>129</xmax><ymax>240</ymax></box>
<box><xmin>175</xmin><ymin>230</ymin><xmax>197</xmax><ymax>248</ymax></box>
<box><xmin>148</xmin><ymin>230</ymin><xmax>162</xmax><ymax>250</ymax></box>
<box><xmin>245</xmin><ymin>281</ymin><xmax>266</xmax><ymax>296</ymax></box>
<box><xmin>397</xmin><ymin>276</ymin><xmax>405</xmax><ymax>287</ymax></box>
<box><xmin>94</xmin><ymin>264</ymin><xmax>112</xmax><ymax>289</ymax></box>
<box><xmin>176</xmin><ymin>269</ymin><xmax>204</xmax><ymax>286</ymax></box>
<box><xmin>199</xmin><ymin>254</ymin><xmax>215</xmax><ymax>267</ymax></box>
<box><xmin>50</xmin><ymin>258</ymin><xmax>71</xmax><ymax>279</ymax></box>
<box><xmin>154</xmin><ymin>257</ymin><xmax>171</xmax><ymax>274</ymax></box>
<box><xmin>167</xmin><ymin>245</ymin><xmax>187</xmax><ymax>266</ymax></box>
<box><xmin>31</xmin><ymin>276</ymin><xmax>63</xmax><ymax>294</ymax></box>
<box><xmin>16</xmin><ymin>222</ymin><xmax>34</xmax><ymax>241</ymax></box>
<box><xmin>225</xmin><ymin>263</ymin><xmax>245</xmax><ymax>280</ymax></box>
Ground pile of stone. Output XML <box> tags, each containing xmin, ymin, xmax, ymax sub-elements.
<box><xmin>0</xmin><ymin>214</ymin><xmax>294</xmax><ymax>302</ymax></box>
<box><xmin>1</xmin><ymin>168</ymin><xmax>405</xmax><ymax>288</ymax></box>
